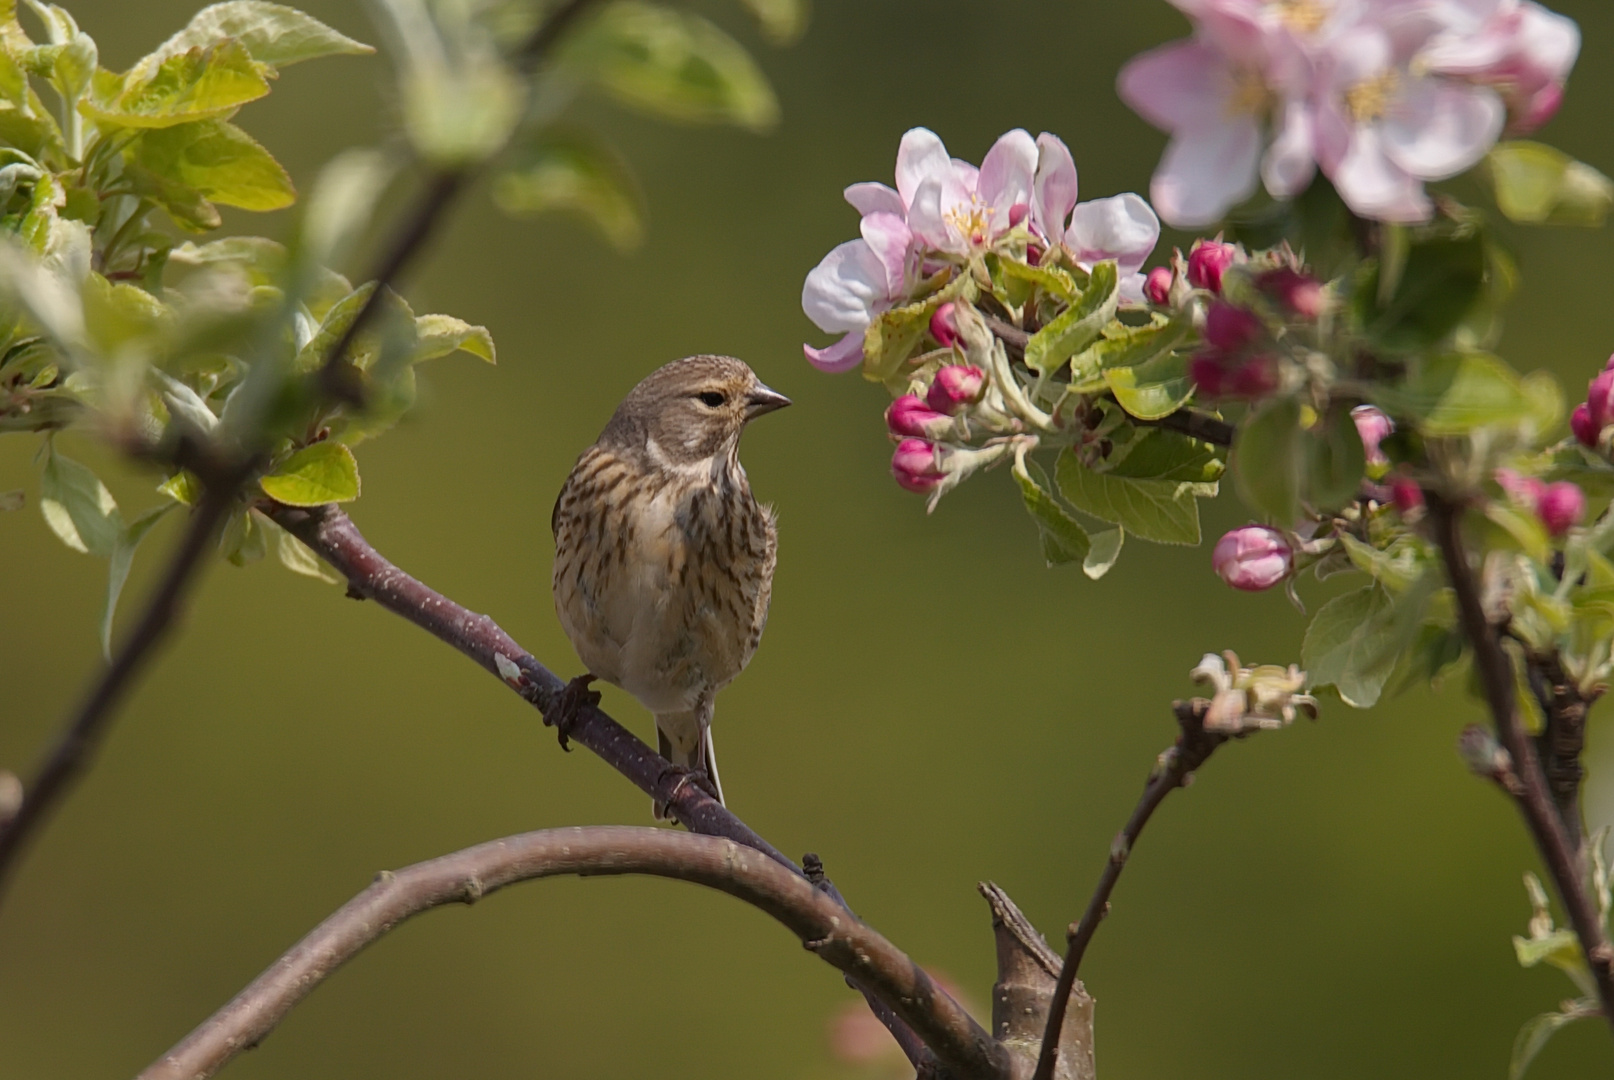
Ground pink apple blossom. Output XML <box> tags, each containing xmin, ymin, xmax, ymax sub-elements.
<box><xmin>886</xmin><ymin>395</ymin><xmax>954</xmax><ymax>440</ymax></box>
<box><xmin>1187</xmin><ymin>240</ymin><xmax>1238</xmax><ymax>293</ymax></box>
<box><xmin>1537</xmin><ymin>481</ymin><xmax>1584</xmax><ymax>536</ymax></box>
<box><xmin>1065</xmin><ymin>193</ymin><xmax>1162</xmax><ymax>302</ymax></box>
<box><xmin>1571</xmin><ymin>402</ymin><xmax>1599</xmax><ymax>448</ymax></box>
<box><xmin>1144</xmin><ymin>266</ymin><xmax>1174</xmax><ymax>305</ymax></box>
<box><xmin>800</xmin><ymin>212</ymin><xmax>918</xmax><ymax>372</ymax></box>
<box><xmin>892</xmin><ymin>438</ymin><xmax>947</xmax><ymax>493</ymax></box>
<box><xmin>1351</xmin><ymin>405</ymin><xmax>1393</xmax><ymax>466</ymax></box>
<box><xmin>1213</xmin><ymin>525</ymin><xmax>1294</xmax><ymax>591</ymax></box>
<box><xmin>926</xmin><ymin>365</ymin><xmax>986</xmax><ymax>414</ymax></box>
<box><xmin>1418</xmin><ymin>0</ymin><xmax>1579</xmax><ymax>134</ymax></box>
<box><xmin>930</xmin><ymin>302</ymin><xmax>959</xmax><ymax>348</ymax></box>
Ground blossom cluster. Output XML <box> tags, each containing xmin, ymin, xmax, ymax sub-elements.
<box><xmin>800</xmin><ymin>127</ymin><xmax>1159</xmax><ymax>373</ymax></box>
<box><xmin>1120</xmin><ymin>0</ymin><xmax>1580</xmax><ymax>225</ymax></box>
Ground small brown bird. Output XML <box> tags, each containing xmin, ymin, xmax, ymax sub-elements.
<box><xmin>550</xmin><ymin>355</ymin><xmax>789</xmax><ymax>817</ymax></box>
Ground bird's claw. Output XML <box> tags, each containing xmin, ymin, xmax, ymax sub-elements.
<box><xmin>653</xmin><ymin>762</ymin><xmax>721</xmax><ymax>820</ymax></box>
<box><xmin>543</xmin><ymin>674</ymin><xmax>600</xmax><ymax>751</ymax></box>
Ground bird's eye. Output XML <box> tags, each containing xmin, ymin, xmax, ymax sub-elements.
<box><xmin>697</xmin><ymin>391</ymin><xmax>726</xmax><ymax>407</ymax></box>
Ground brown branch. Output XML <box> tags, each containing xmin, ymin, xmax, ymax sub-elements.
<box><xmin>138</xmin><ymin>827</ymin><xmax>1006</xmax><ymax>1080</ymax></box>
<box><xmin>1524</xmin><ymin>651</ymin><xmax>1596</xmax><ymax>852</ymax></box>
<box><xmin>1427</xmin><ymin>492</ymin><xmax>1614</xmax><ymax>1030</ymax></box>
<box><xmin>0</xmin><ymin>479</ymin><xmax>241</xmax><ymax>900</ymax></box>
<box><xmin>1031</xmin><ymin>700</ymin><xmax>1226</xmax><ymax>1080</ymax></box>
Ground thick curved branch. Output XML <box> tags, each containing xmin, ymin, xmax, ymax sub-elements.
<box><xmin>139</xmin><ymin>826</ymin><xmax>1006</xmax><ymax>1080</ymax></box>
<box><xmin>1428</xmin><ymin>493</ymin><xmax>1614</xmax><ymax>1030</ymax></box>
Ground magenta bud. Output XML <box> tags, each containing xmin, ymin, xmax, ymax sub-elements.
<box><xmin>1186</xmin><ymin>240</ymin><xmax>1237</xmax><ymax>294</ymax></box>
<box><xmin>1008</xmin><ymin>202</ymin><xmax>1030</xmax><ymax>227</ymax></box>
<box><xmin>1026</xmin><ymin>245</ymin><xmax>1043</xmax><ymax>267</ymax></box>
<box><xmin>1351</xmin><ymin>405</ymin><xmax>1393</xmax><ymax>467</ymax></box>
<box><xmin>1188</xmin><ymin>349</ymin><xmax>1228</xmax><ymax>399</ymax></box>
<box><xmin>1572</xmin><ymin>403</ymin><xmax>1600</xmax><ymax>448</ymax></box>
<box><xmin>1389</xmin><ymin>475</ymin><xmax>1424</xmax><ymax>515</ymax></box>
<box><xmin>1203</xmin><ymin>301</ymin><xmax>1262</xmax><ymax>352</ymax></box>
<box><xmin>1537</xmin><ymin>481</ymin><xmax>1584</xmax><ymax>537</ymax></box>
<box><xmin>1588</xmin><ymin>369</ymin><xmax>1614</xmax><ymax>429</ymax></box>
<box><xmin>1226</xmin><ymin>354</ymin><xmax>1279</xmax><ymax>400</ymax></box>
<box><xmin>926</xmin><ymin>364</ymin><xmax>986</xmax><ymax>414</ymax></box>
<box><xmin>1212</xmin><ymin>526</ymin><xmax>1294</xmax><ymax>592</ymax></box>
<box><xmin>1143</xmin><ymin>266</ymin><xmax>1173</xmax><ymax>306</ymax></box>
<box><xmin>1257</xmin><ymin>267</ymin><xmax>1325</xmax><ymax>319</ymax></box>
<box><xmin>930</xmin><ymin>302</ymin><xmax>959</xmax><ymax>349</ymax></box>
<box><xmin>891</xmin><ymin>438</ymin><xmax>946</xmax><ymax>493</ymax></box>
<box><xmin>886</xmin><ymin>394</ymin><xmax>953</xmax><ymax>439</ymax></box>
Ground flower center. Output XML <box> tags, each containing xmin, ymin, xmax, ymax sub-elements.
<box><xmin>1266</xmin><ymin>0</ymin><xmax>1328</xmax><ymax>33</ymax></box>
<box><xmin>1226</xmin><ymin>67</ymin><xmax>1273</xmax><ymax>117</ymax></box>
<box><xmin>945</xmin><ymin>194</ymin><xmax>994</xmax><ymax>247</ymax></box>
<box><xmin>1346</xmin><ymin>70</ymin><xmax>1399</xmax><ymax>123</ymax></box>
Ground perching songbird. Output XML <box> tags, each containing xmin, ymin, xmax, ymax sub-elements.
<box><xmin>549</xmin><ymin>355</ymin><xmax>789</xmax><ymax>818</ymax></box>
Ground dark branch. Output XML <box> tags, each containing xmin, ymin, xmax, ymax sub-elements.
<box><xmin>137</xmin><ymin>827</ymin><xmax>1007</xmax><ymax>1080</ymax></box>
<box><xmin>1427</xmin><ymin>492</ymin><xmax>1614</xmax><ymax>1031</ymax></box>
<box><xmin>1524</xmin><ymin>651</ymin><xmax>1596</xmax><ymax>852</ymax></box>
<box><xmin>0</xmin><ymin>479</ymin><xmax>242</xmax><ymax>900</ymax></box>
<box><xmin>1031</xmin><ymin>699</ymin><xmax>1227</xmax><ymax>1080</ymax></box>
<box><xmin>268</xmin><ymin>503</ymin><xmax>964</xmax><ymax>1072</ymax></box>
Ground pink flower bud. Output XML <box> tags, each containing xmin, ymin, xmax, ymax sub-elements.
<box><xmin>1213</xmin><ymin>526</ymin><xmax>1293</xmax><ymax>592</ymax></box>
<box><xmin>1188</xmin><ymin>349</ymin><xmax>1228</xmax><ymax>398</ymax></box>
<box><xmin>926</xmin><ymin>364</ymin><xmax>985</xmax><ymax>414</ymax></box>
<box><xmin>1495</xmin><ymin>467</ymin><xmax>1545</xmax><ymax>507</ymax></box>
<box><xmin>1204</xmin><ymin>301</ymin><xmax>1262</xmax><ymax>352</ymax></box>
<box><xmin>1143</xmin><ymin>266</ymin><xmax>1173</xmax><ymax>306</ymax></box>
<box><xmin>1008</xmin><ymin>202</ymin><xmax>1030</xmax><ymax>227</ymax></box>
<box><xmin>1390</xmin><ymin>475</ymin><xmax>1424</xmax><ymax>515</ymax></box>
<box><xmin>1226</xmin><ymin>354</ymin><xmax>1279</xmax><ymax>400</ymax></box>
<box><xmin>1186</xmin><ymin>241</ymin><xmax>1237</xmax><ymax>294</ymax></box>
<box><xmin>886</xmin><ymin>394</ymin><xmax>953</xmax><ymax>439</ymax></box>
<box><xmin>930</xmin><ymin>302</ymin><xmax>959</xmax><ymax>349</ymax></box>
<box><xmin>1537</xmin><ymin>481</ymin><xmax>1584</xmax><ymax>537</ymax></box>
<box><xmin>1587</xmin><ymin>369</ymin><xmax>1614</xmax><ymax>429</ymax></box>
<box><xmin>891</xmin><ymin>438</ymin><xmax>946</xmax><ymax>493</ymax></box>
<box><xmin>1257</xmin><ymin>267</ymin><xmax>1325</xmax><ymax>319</ymax></box>
<box><xmin>1571</xmin><ymin>402</ymin><xmax>1600</xmax><ymax>448</ymax></box>
<box><xmin>1026</xmin><ymin>245</ymin><xmax>1043</xmax><ymax>267</ymax></box>
<box><xmin>1351</xmin><ymin>405</ymin><xmax>1393</xmax><ymax>467</ymax></box>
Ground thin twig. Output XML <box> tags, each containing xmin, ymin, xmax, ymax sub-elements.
<box><xmin>0</xmin><ymin>482</ymin><xmax>240</xmax><ymax>898</ymax></box>
<box><xmin>1031</xmin><ymin>700</ymin><xmax>1226</xmax><ymax>1080</ymax></box>
<box><xmin>138</xmin><ymin>826</ymin><xmax>1007</xmax><ymax>1080</ymax></box>
<box><xmin>1428</xmin><ymin>492</ymin><xmax>1614</xmax><ymax>1031</ymax></box>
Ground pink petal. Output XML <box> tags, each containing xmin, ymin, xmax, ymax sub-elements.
<box><xmin>1383</xmin><ymin>76</ymin><xmax>1503</xmax><ymax>179</ymax></box>
<box><xmin>895</xmin><ymin>128</ymin><xmax>952</xmax><ymax>210</ymax></box>
<box><xmin>1067</xmin><ymin>193</ymin><xmax>1160</xmax><ymax>276</ymax></box>
<box><xmin>905</xmin><ymin>177</ymin><xmax>953</xmax><ymax>251</ymax></box>
<box><xmin>978</xmin><ymin>128</ymin><xmax>1038</xmax><ymax>226</ymax></box>
<box><xmin>803</xmin><ymin>331</ymin><xmax>866</xmax><ymax>374</ymax></box>
<box><xmin>1150</xmin><ymin>117</ymin><xmax>1263</xmax><ymax>228</ymax></box>
<box><xmin>1262</xmin><ymin>96</ymin><xmax>1317</xmax><ymax>198</ymax></box>
<box><xmin>860</xmin><ymin>211</ymin><xmax>914</xmax><ymax>298</ymax></box>
<box><xmin>1118</xmin><ymin>39</ymin><xmax>1235</xmax><ymax>132</ymax></box>
<box><xmin>1327</xmin><ymin>123</ymin><xmax>1432</xmax><ymax>222</ymax></box>
<box><xmin>801</xmin><ymin>239</ymin><xmax>888</xmax><ymax>334</ymax></box>
<box><xmin>1032</xmin><ymin>132</ymin><xmax>1079</xmax><ymax>239</ymax></box>
<box><xmin>844</xmin><ymin>181</ymin><xmax>904</xmax><ymax>217</ymax></box>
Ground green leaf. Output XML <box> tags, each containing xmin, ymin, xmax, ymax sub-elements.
<box><xmin>100</xmin><ymin>502</ymin><xmax>173</xmax><ymax>658</ymax></box>
<box><xmin>997</xmin><ymin>258</ymin><xmax>1076</xmax><ymax>303</ymax></box>
<box><xmin>1339</xmin><ymin>533</ymin><xmax>1428</xmax><ymax>594</ymax></box>
<box><xmin>1083</xmin><ymin>526</ymin><xmax>1123</xmax><ymax>581</ymax></box>
<box><xmin>1306</xmin><ymin>405</ymin><xmax>1366</xmax><ymax>512</ymax></box>
<box><xmin>259</xmin><ymin>441</ymin><xmax>360</xmax><ymax>505</ymax></box>
<box><xmin>218</xmin><ymin>504</ymin><xmax>268</xmax><ymax>565</ymax></box>
<box><xmin>1108</xmin><ymin>428</ymin><xmax>1223</xmax><ymax>487</ymax></box>
<box><xmin>1511</xmin><ymin>1006</ymin><xmax>1596</xmax><ymax>1080</ymax></box>
<box><xmin>1234</xmin><ymin>396</ymin><xmax>1302</xmax><ymax>524</ymax></box>
<box><xmin>1069</xmin><ymin>315</ymin><xmax>1187</xmax><ymax>388</ymax></box>
<box><xmin>1104</xmin><ymin>352</ymin><xmax>1192</xmax><ymax>421</ymax></box>
<box><xmin>128</xmin><ymin>1</ymin><xmax>373</xmax><ymax>74</ymax></box>
<box><xmin>493</xmin><ymin>130</ymin><xmax>644</xmax><ymax>251</ymax></box>
<box><xmin>568</xmin><ymin>1</ymin><xmax>779</xmax><ymax>132</ymax></box>
<box><xmin>412</xmin><ymin>313</ymin><xmax>495</xmax><ymax>364</ymax></box>
<box><xmin>735</xmin><ymin>0</ymin><xmax>808</xmax><ymax>44</ymax></box>
<box><xmin>861</xmin><ymin>286</ymin><xmax>952</xmax><ymax>383</ymax></box>
<box><xmin>1487</xmin><ymin>140</ymin><xmax>1614</xmax><ymax>227</ymax></box>
<box><xmin>130</xmin><ymin>119</ymin><xmax>293</xmax><ymax>211</ymax></box>
<box><xmin>157</xmin><ymin>470</ymin><xmax>201</xmax><ymax>505</ymax></box>
<box><xmin>82</xmin><ymin>38</ymin><xmax>270</xmax><ymax>129</ymax></box>
<box><xmin>1024</xmin><ymin>260</ymin><xmax>1118</xmax><ymax>375</ymax></box>
<box><xmin>400</xmin><ymin>63</ymin><xmax>523</xmax><ymax>166</ymax></box>
<box><xmin>1361</xmin><ymin>229</ymin><xmax>1486</xmax><ymax>352</ymax></box>
<box><xmin>1014</xmin><ymin>456</ymin><xmax>1090</xmax><ymax>566</ymax></box>
<box><xmin>40</xmin><ymin>446</ymin><xmax>120</xmax><ymax>556</ymax></box>
<box><xmin>1302</xmin><ymin>584</ymin><xmax>1398</xmax><ymax>708</ymax></box>
<box><xmin>293</xmin><ymin>282</ymin><xmax>415</xmax><ymax>374</ymax></box>
<box><xmin>1374</xmin><ymin>352</ymin><xmax>1532</xmax><ymax>436</ymax></box>
<box><xmin>1056</xmin><ymin>448</ymin><xmax>1203</xmax><ymax>546</ymax></box>
<box><xmin>273</xmin><ymin>519</ymin><xmax>337</xmax><ymax>582</ymax></box>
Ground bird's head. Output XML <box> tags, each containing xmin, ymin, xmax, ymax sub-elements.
<box><xmin>603</xmin><ymin>355</ymin><xmax>791</xmax><ymax>465</ymax></box>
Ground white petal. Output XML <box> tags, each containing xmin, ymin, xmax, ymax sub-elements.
<box><xmin>801</xmin><ymin>239</ymin><xmax>887</xmax><ymax>334</ymax></box>
<box><xmin>1327</xmin><ymin>123</ymin><xmax>1432</xmax><ymax>222</ymax></box>
<box><xmin>1383</xmin><ymin>76</ymin><xmax>1503</xmax><ymax>179</ymax></box>
<box><xmin>803</xmin><ymin>331</ymin><xmax>866</xmax><ymax>374</ymax></box>
<box><xmin>1067</xmin><ymin>193</ymin><xmax>1160</xmax><ymax>276</ymax></box>
<box><xmin>978</xmin><ymin>128</ymin><xmax>1038</xmax><ymax>221</ymax></box>
<box><xmin>844</xmin><ymin>182</ymin><xmax>904</xmax><ymax>217</ymax></box>
<box><xmin>1149</xmin><ymin>118</ymin><xmax>1263</xmax><ymax>228</ymax></box>
<box><xmin>1032</xmin><ymin>132</ymin><xmax>1079</xmax><ymax>239</ymax></box>
<box><xmin>1118</xmin><ymin>39</ymin><xmax>1235</xmax><ymax>131</ymax></box>
<box><xmin>1262</xmin><ymin>96</ymin><xmax>1317</xmax><ymax>198</ymax></box>
<box><xmin>860</xmin><ymin>211</ymin><xmax>913</xmax><ymax>298</ymax></box>
<box><xmin>895</xmin><ymin>128</ymin><xmax>952</xmax><ymax>210</ymax></box>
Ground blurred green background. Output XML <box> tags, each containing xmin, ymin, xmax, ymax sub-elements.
<box><xmin>4</xmin><ymin>1</ymin><xmax>1614</xmax><ymax>1076</ymax></box>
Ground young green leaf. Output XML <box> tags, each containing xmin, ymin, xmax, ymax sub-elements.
<box><xmin>1013</xmin><ymin>456</ymin><xmax>1090</xmax><ymax>566</ymax></box>
<box><xmin>82</xmin><ymin>39</ymin><xmax>271</xmax><ymax>129</ymax></box>
<box><xmin>1024</xmin><ymin>260</ymin><xmax>1118</xmax><ymax>375</ymax></box>
<box><xmin>259</xmin><ymin>440</ymin><xmax>360</xmax><ymax>505</ymax></box>
<box><xmin>130</xmin><ymin>119</ymin><xmax>294</xmax><ymax>211</ymax></box>
<box><xmin>1056</xmin><ymin>448</ymin><xmax>1202</xmax><ymax>545</ymax></box>
<box><xmin>1234</xmin><ymin>396</ymin><xmax>1302</xmax><ymax>524</ymax></box>
<box><xmin>100</xmin><ymin>502</ymin><xmax>174</xmax><ymax>658</ymax></box>
<box><xmin>1360</xmin><ymin>229</ymin><xmax>1487</xmax><ymax>353</ymax></box>
<box><xmin>567</xmin><ymin>2</ymin><xmax>779</xmax><ymax>132</ymax></box>
<box><xmin>1511</xmin><ymin>1005</ymin><xmax>1596</xmax><ymax>1080</ymax></box>
<box><xmin>1487</xmin><ymin>140</ymin><xmax>1614</xmax><ymax>227</ymax></box>
<box><xmin>1083</xmin><ymin>526</ymin><xmax>1124</xmax><ymax>580</ymax></box>
<box><xmin>1373</xmin><ymin>351</ymin><xmax>1531</xmax><ymax>436</ymax></box>
<box><xmin>128</xmin><ymin>1</ymin><xmax>374</xmax><ymax>75</ymax></box>
<box><xmin>218</xmin><ymin>504</ymin><xmax>268</xmax><ymax>565</ymax></box>
<box><xmin>267</xmin><ymin>515</ymin><xmax>337</xmax><ymax>582</ymax></box>
<box><xmin>40</xmin><ymin>445</ymin><xmax>121</xmax><ymax>556</ymax></box>
<box><xmin>1302</xmin><ymin>584</ymin><xmax>1398</xmax><ymax>708</ymax></box>
<box><xmin>412</xmin><ymin>314</ymin><xmax>495</xmax><ymax>364</ymax></box>
<box><xmin>1104</xmin><ymin>352</ymin><xmax>1192</xmax><ymax>420</ymax></box>
<box><xmin>493</xmin><ymin>130</ymin><xmax>645</xmax><ymax>251</ymax></box>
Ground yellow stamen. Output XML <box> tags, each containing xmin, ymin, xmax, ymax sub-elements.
<box><xmin>1227</xmin><ymin>67</ymin><xmax>1273</xmax><ymax>118</ymax></box>
<box><xmin>1267</xmin><ymin>0</ymin><xmax>1328</xmax><ymax>34</ymax></box>
<box><xmin>1346</xmin><ymin>70</ymin><xmax>1399</xmax><ymax>123</ymax></box>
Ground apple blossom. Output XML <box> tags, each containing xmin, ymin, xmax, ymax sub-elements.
<box><xmin>926</xmin><ymin>364</ymin><xmax>986</xmax><ymax>414</ymax></box>
<box><xmin>1390</xmin><ymin>475</ymin><xmax>1425</xmax><ymax>514</ymax></box>
<box><xmin>1065</xmin><ymin>194</ymin><xmax>1161</xmax><ymax>301</ymax></box>
<box><xmin>892</xmin><ymin>438</ymin><xmax>947</xmax><ymax>493</ymax></box>
<box><xmin>1144</xmin><ymin>266</ymin><xmax>1174</xmax><ymax>305</ymax></box>
<box><xmin>1258</xmin><ymin>266</ymin><xmax>1325</xmax><ymax>317</ymax></box>
<box><xmin>1537</xmin><ymin>481</ymin><xmax>1584</xmax><ymax>536</ymax></box>
<box><xmin>1213</xmin><ymin>525</ymin><xmax>1294</xmax><ymax>591</ymax></box>
<box><xmin>1418</xmin><ymin>0</ymin><xmax>1580</xmax><ymax>135</ymax></box>
<box><xmin>1587</xmin><ymin>368</ymin><xmax>1614</xmax><ymax>429</ymax></box>
<box><xmin>800</xmin><ymin>211</ymin><xmax>917</xmax><ymax>372</ymax></box>
<box><xmin>1187</xmin><ymin>240</ymin><xmax>1238</xmax><ymax>293</ymax></box>
<box><xmin>930</xmin><ymin>302</ymin><xmax>960</xmax><ymax>349</ymax></box>
<box><xmin>886</xmin><ymin>395</ymin><xmax>954</xmax><ymax>440</ymax></box>
<box><xmin>1204</xmin><ymin>301</ymin><xmax>1263</xmax><ymax>351</ymax></box>
<box><xmin>1351</xmin><ymin>405</ymin><xmax>1393</xmax><ymax>467</ymax></box>
<box><xmin>1571</xmin><ymin>402</ymin><xmax>1599</xmax><ymax>448</ymax></box>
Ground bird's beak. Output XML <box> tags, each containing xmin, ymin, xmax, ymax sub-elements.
<box><xmin>744</xmin><ymin>383</ymin><xmax>792</xmax><ymax>419</ymax></box>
